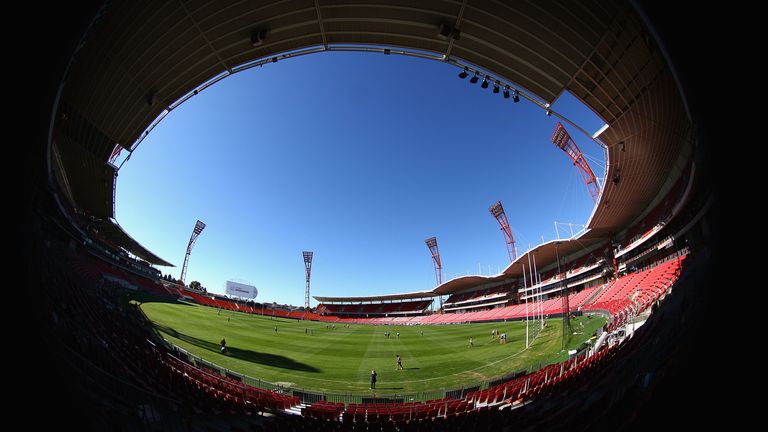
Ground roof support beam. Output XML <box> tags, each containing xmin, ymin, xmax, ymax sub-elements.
<box><xmin>179</xmin><ymin>0</ymin><xmax>232</xmax><ymax>73</ymax></box>
<box><xmin>444</xmin><ymin>0</ymin><xmax>467</xmax><ymax>59</ymax></box>
<box><xmin>314</xmin><ymin>0</ymin><xmax>328</xmax><ymax>49</ymax></box>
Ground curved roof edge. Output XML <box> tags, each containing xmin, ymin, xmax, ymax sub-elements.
<box><xmin>433</xmin><ymin>232</ymin><xmax>607</xmax><ymax>295</ymax></box>
<box><xmin>93</xmin><ymin>219</ymin><xmax>175</xmax><ymax>267</ymax></box>
<box><xmin>313</xmin><ymin>291</ymin><xmax>436</xmax><ymax>303</ymax></box>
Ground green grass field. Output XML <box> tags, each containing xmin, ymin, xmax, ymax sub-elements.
<box><xmin>140</xmin><ymin>299</ymin><xmax>605</xmax><ymax>394</ymax></box>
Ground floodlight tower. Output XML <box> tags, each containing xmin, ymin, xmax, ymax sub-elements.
<box><xmin>551</xmin><ymin>123</ymin><xmax>600</xmax><ymax>203</ymax></box>
<box><xmin>489</xmin><ymin>201</ymin><xmax>517</xmax><ymax>262</ymax></box>
<box><xmin>179</xmin><ymin>220</ymin><xmax>206</xmax><ymax>286</ymax></box>
<box><xmin>425</xmin><ymin>237</ymin><xmax>442</xmax><ymax>286</ymax></box>
<box><xmin>303</xmin><ymin>251</ymin><xmax>313</xmax><ymax>309</ymax></box>
<box><xmin>425</xmin><ymin>237</ymin><xmax>443</xmax><ymax>311</ymax></box>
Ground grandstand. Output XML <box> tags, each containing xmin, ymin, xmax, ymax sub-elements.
<box><xmin>315</xmin><ymin>292</ymin><xmax>436</xmax><ymax>318</ymax></box>
<box><xmin>315</xmin><ymin>300</ymin><xmax>432</xmax><ymax>317</ymax></box>
<box><xmin>23</xmin><ymin>1</ymin><xmax>719</xmax><ymax>431</ymax></box>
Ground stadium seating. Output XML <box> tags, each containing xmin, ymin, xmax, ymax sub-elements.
<box><xmin>359</xmin><ymin>256</ymin><xmax>682</xmax><ymax>326</ymax></box>
<box><xmin>316</xmin><ymin>300</ymin><xmax>432</xmax><ymax>316</ymax></box>
<box><xmin>39</xmin><ymin>225</ymin><xmax>686</xmax><ymax>432</ymax></box>
<box><xmin>296</xmin><ymin>343</ymin><xmax>621</xmax><ymax>428</ymax></box>
<box><xmin>178</xmin><ymin>254</ymin><xmax>683</xmax><ymax>334</ymax></box>
<box><xmin>86</xmin><ymin>254</ymin><xmax>179</xmax><ymax>297</ymax></box>
<box><xmin>28</xmin><ymin>216</ymin><xmax>699</xmax><ymax>432</ymax></box>
<box><xmin>520</xmin><ymin>255</ymin><xmax>604</xmax><ymax>296</ymax></box>
<box><xmin>302</xmin><ymin>401</ymin><xmax>346</xmax><ymax>420</ymax></box>
<box><xmin>443</xmin><ymin>284</ymin><xmax>513</xmax><ymax>307</ymax></box>
<box><xmin>166</xmin><ymin>355</ymin><xmax>301</xmax><ymax>414</ymax></box>
<box><xmin>618</xmin><ymin>166</ymin><xmax>690</xmax><ymax>253</ymax></box>
<box><xmin>35</xmin><ymin>241</ymin><xmax>305</xmax><ymax>427</ymax></box>
<box><xmin>584</xmin><ymin>255</ymin><xmax>684</xmax><ymax>332</ymax></box>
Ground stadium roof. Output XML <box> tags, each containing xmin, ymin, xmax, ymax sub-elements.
<box><xmin>91</xmin><ymin>219</ymin><xmax>175</xmax><ymax>267</ymax></box>
<box><xmin>433</xmin><ymin>234</ymin><xmax>605</xmax><ymax>294</ymax></box>
<box><xmin>52</xmin><ymin>0</ymin><xmax>691</xmax><ymax>286</ymax></box>
<box><xmin>52</xmin><ymin>105</ymin><xmax>116</xmax><ymax>219</ymax></box>
<box><xmin>315</xmin><ymin>234</ymin><xmax>607</xmax><ymax>298</ymax></box>
<box><xmin>314</xmin><ymin>291</ymin><xmax>436</xmax><ymax>303</ymax></box>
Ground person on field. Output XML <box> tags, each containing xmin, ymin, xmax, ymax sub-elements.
<box><xmin>370</xmin><ymin>369</ymin><xmax>377</xmax><ymax>389</ymax></box>
<box><xmin>469</xmin><ymin>337</ymin><xmax>474</xmax><ymax>348</ymax></box>
<box><xmin>396</xmin><ymin>354</ymin><xmax>403</xmax><ymax>370</ymax></box>
<box><xmin>220</xmin><ymin>338</ymin><xmax>226</xmax><ymax>353</ymax></box>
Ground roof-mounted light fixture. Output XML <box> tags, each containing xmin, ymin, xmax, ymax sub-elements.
<box><xmin>250</xmin><ymin>29</ymin><xmax>267</xmax><ymax>46</ymax></box>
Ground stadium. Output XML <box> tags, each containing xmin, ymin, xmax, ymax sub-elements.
<box><xmin>22</xmin><ymin>1</ymin><xmax>720</xmax><ymax>431</ymax></box>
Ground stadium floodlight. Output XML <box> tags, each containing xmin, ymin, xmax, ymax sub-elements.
<box><xmin>489</xmin><ymin>201</ymin><xmax>517</xmax><ymax>262</ymax></box>
<box><xmin>303</xmin><ymin>251</ymin><xmax>313</xmax><ymax>308</ymax></box>
<box><xmin>458</xmin><ymin>67</ymin><xmax>469</xmax><ymax>79</ymax></box>
<box><xmin>469</xmin><ymin>73</ymin><xmax>479</xmax><ymax>84</ymax></box>
<box><xmin>493</xmin><ymin>81</ymin><xmax>500</xmax><ymax>93</ymax></box>
<box><xmin>512</xmin><ymin>90</ymin><xmax>520</xmax><ymax>103</ymax></box>
<box><xmin>180</xmin><ymin>220</ymin><xmax>206</xmax><ymax>285</ymax></box>
<box><xmin>146</xmin><ymin>90</ymin><xmax>157</xmax><ymax>106</ymax></box>
<box><xmin>192</xmin><ymin>220</ymin><xmax>205</xmax><ymax>235</ymax></box>
<box><xmin>425</xmin><ymin>237</ymin><xmax>444</xmax><ymax>312</ymax></box>
<box><xmin>424</xmin><ymin>237</ymin><xmax>442</xmax><ymax>286</ymax></box>
<box><xmin>250</xmin><ymin>28</ymin><xmax>267</xmax><ymax>46</ymax></box>
<box><xmin>481</xmin><ymin>77</ymin><xmax>489</xmax><ymax>88</ymax></box>
<box><xmin>551</xmin><ymin>122</ymin><xmax>600</xmax><ymax>203</ymax></box>
<box><xmin>503</xmin><ymin>87</ymin><xmax>510</xmax><ymax>99</ymax></box>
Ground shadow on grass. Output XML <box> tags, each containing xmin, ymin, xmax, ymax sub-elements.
<box><xmin>131</xmin><ymin>291</ymin><xmax>193</xmax><ymax>306</ymax></box>
<box><xmin>403</xmin><ymin>367</ymin><xmax>420</xmax><ymax>370</ymax></box>
<box><xmin>373</xmin><ymin>386</ymin><xmax>404</xmax><ymax>390</ymax></box>
<box><xmin>154</xmin><ymin>323</ymin><xmax>321</xmax><ymax>373</ymax></box>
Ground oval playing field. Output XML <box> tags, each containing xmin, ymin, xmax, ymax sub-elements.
<box><xmin>141</xmin><ymin>300</ymin><xmax>606</xmax><ymax>394</ymax></box>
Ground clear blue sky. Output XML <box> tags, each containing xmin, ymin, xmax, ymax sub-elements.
<box><xmin>116</xmin><ymin>52</ymin><xmax>605</xmax><ymax>307</ymax></box>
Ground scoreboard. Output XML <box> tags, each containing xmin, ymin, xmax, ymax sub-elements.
<box><xmin>225</xmin><ymin>280</ymin><xmax>258</xmax><ymax>299</ymax></box>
